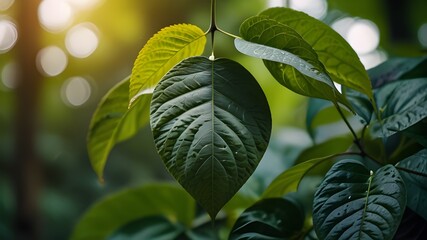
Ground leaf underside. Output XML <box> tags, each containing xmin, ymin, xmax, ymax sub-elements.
<box><xmin>239</xmin><ymin>16</ymin><xmax>350</xmax><ymax>108</ymax></box>
<box><xmin>150</xmin><ymin>56</ymin><xmax>272</xmax><ymax>218</ymax></box>
<box><xmin>260</xmin><ymin>7</ymin><xmax>372</xmax><ymax>100</ymax></box>
<box><xmin>313</xmin><ymin>159</ymin><xmax>406</xmax><ymax>240</ymax></box>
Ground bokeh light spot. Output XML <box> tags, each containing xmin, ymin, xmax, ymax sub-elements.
<box><xmin>0</xmin><ymin>18</ymin><xmax>18</xmax><ymax>53</ymax></box>
<box><xmin>66</xmin><ymin>0</ymin><xmax>102</xmax><ymax>10</ymax></box>
<box><xmin>267</xmin><ymin>0</ymin><xmax>286</xmax><ymax>7</ymax></box>
<box><xmin>61</xmin><ymin>76</ymin><xmax>91</xmax><ymax>107</ymax></box>
<box><xmin>1</xmin><ymin>62</ymin><xmax>17</xmax><ymax>89</ymax></box>
<box><xmin>418</xmin><ymin>23</ymin><xmax>427</xmax><ymax>48</ymax></box>
<box><xmin>65</xmin><ymin>23</ymin><xmax>99</xmax><ymax>58</ymax></box>
<box><xmin>290</xmin><ymin>0</ymin><xmax>328</xmax><ymax>19</ymax></box>
<box><xmin>347</xmin><ymin>19</ymin><xmax>380</xmax><ymax>55</ymax></box>
<box><xmin>37</xmin><ymin>46</ymin><xmax>68</xmax><ymax>77</ymax></box>
<box><xmin>359</xmin><ymin>50</ymin><xmax>387</xmax><ymax>70</ymax></box>
<box><xmin>38</xmin><ymin>0</ymin><xmax>73</xmax><ymax>33</ymax></box>
<box><xmin>0</xmin><ymin>0</ymin><xmax>15</xmax><ymax>11</ymax></box>
<box><xmin>331</xmin><ymin>17</ymin><xmax>356</xmax><ymax>38</ymax></box>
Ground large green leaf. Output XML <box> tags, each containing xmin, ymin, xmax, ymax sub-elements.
<box><xmin>229</xmin><ymin>197</ymin><xmax>305</xmax><ymax>240</ymax></box>
<box><xmin>129</xmin><ymin>24</ymin><xmax>206</xmax><ymax>105</ymax></box>
<box><xmin>396</xmin><ymin>149</ymin><xmax>427</xmax><ymax>221</ymax></box>
<box><xmin>370</xmin><ymin>78</ymin><xmax>427</xmax><ymax>138</ymax></box>
<box><xmin>150</xmin><ymin>56</ymin><xmax>272</xmax><ymax>218</ymax></box>
<box><xmin>87</xmin><ymin>77</ymin><xmax>151</xmax><ymax>181</ymax></box>
<box><xmin>239</xmin><ymin>16</ymin><xmax>350</xmax><ymax>108</ymax></box>
<box><xmin>369</xmin><ymin>56</ymin><xmax>427</xmax><ymax>88</ymax></box>
<box><xmin>71</xmin><ymin>183</ymin><xmax>195</xmax><ymax>240</ymax></box>
<box><xmin>109</xmin><ymin>216</ymin><xmax>184</xmax><ymax>240</ymax></box>
<box><xmin>313</xmin><ymin>159</ymin><xmax>406</xmax><ymax>240</ymax></box>
<box><xmin>263</xmin><ymin>155</ymin><xmax>335</xmax><ymax>198</ymax></box>
<box><xmin>260</xmin><ymin>8</ymin><xmax>372</xmax><ymax>100</ymax></box>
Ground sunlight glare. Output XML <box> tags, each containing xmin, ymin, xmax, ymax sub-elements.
<box><xmin>418</xmin><ymin>23</ymin><xmax>427</xmax><ymax>48</ymax></box>
<box><xmin>359</xmin><ymin>50</ymin><xmax>387</xmax><ymax>70</ymax></box>
<box><xmin>267</xmin><ymin>0</ymin><xmax>286</xmax><ymax>8</ymax></box>
<box><xmin>290</xmin><ymin>0</ymin><xmax>328</xmax><ymax>19</ymax></box>
<box><xmin>0</xmin><ymin>18</ymin><xmax>17</xmax><ymax>53</ymax></box>
<box><xmin>66</xmin><ymin>0</ymin><xmax>102</xmax><ymax>10</ymax></box>
<box><xmin>38</xmin><ymin>0</ymin><xmax>73</xmax><ymax>33</ymax></box>
<box><xmin>65</xmin><ymin>23</ymin><xmax>99</xmax><ymax>58</ymax></box>
<box><xmin>1</xmin><ymin>62</ymin><xmax>17</xmax><ymax>89</ymax></box>
<box><xmin>37</xmin><ymin>46</ymin><xmax>68</xmax><ymax>77</ymax></box>
<box><xmin>347</xmin><ymin>19</ymin><xmax>379</xmax><ymax>55</ymax></box>
<box><xmin>0</xmin><ymin>0</ymin><xmax>14</xmax><ymax>11</ymax></box>
<box><xmin>61</xmin><ymin>76</ymin><xmax>91</xmax><ymax>107</ymax></box>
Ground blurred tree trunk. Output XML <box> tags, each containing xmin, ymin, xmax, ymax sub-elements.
<box><xmin>13</xmin><ymin>0</ymin><xmax>43</xmax><ymax>239</ymax></box>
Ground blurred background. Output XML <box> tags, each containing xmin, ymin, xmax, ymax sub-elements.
<box><xmin>0</xmin><ymin>0</ymin><xmax>426</xmax><ymax>239</ymax></box>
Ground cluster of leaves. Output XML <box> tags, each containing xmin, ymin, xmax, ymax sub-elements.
<box><xmin>75</xmin><ymin>5</ymin><xmax>427</xmax><ymax>240</ymax></box>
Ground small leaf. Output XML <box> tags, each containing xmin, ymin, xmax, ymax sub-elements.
<box><xmin>109</xmin><ymin>216</ymin><xmax>184</xmax><ymax>240</ymax></box>
<box><xmin>87</xmin><ymin>77</ymin><xmax>151</xmax><ymax>181</ymax></box>
<box><xmin>239</xmin><ymin>16</ymin><xmax>350</xmax><ymax>108</ymax></box>
<box><xmin>71</xmin><ymin>183</ymin><xmax>195</xmax><ymax>240</ymax></box>
<box><xmin>396</xmin><ymin>149</ymin><xmax>427</xmax><ymax>221</ymax></box>
<box><xmin>370</xmin><ymin>78</ymin><xmax>427</xmax><ymax>138</ymax></box>
<box><xmin>313</xmin><ymin>159</ymin><xmax>406</xmax><ymax>240</ymax></box>
<box><xmin>263</xmin><ymin>156</ymin><xmax>335</xmax><ymax>198</ymax></box>
<box><xmin>260</xmin><ymin>7</ymin><xmax>372</xmax><ymax>100</ymax></box>
<box><xmin>129</xmin><ymin>24</ymin><xmax>206</xmax><ymax>105</ymax></box>
<box><xmin>369</xmin><ymin>56</ymin><xmax>427</xmax><ymax>88</ymax></box>
<box><xmin>150</xmin><ymin>57</ymin><xmax>272</xmax><ymax>218</ymax></box>
<box><xmin>229</xmin><ymin>198</ymin><xmax>305</xmax><ymax>240</ymax></box>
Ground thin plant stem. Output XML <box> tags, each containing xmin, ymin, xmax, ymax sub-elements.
<box><xmin>334</xmin><ymin>102</ymin><xmax>364</xmax><ymax>154</ymax></box>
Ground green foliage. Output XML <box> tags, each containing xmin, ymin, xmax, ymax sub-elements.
<box><xmin>87</xmin><ymin>77</ymin><xmax>151</xmax><ymax>181</ymax></box>
<box><xmin>150</xmin><ymin>56</ymin><xmax>271</xmax><ymax>218</ymax></box>
<box><xmin>313</xmin><ymin>160</ymin><xmax>406</xmax><ymax>240</ymax></box>
<box><xmin>229</xmin><ymin>197</ymin><xmax>305</xmax><ymax>239</ymax></box>
<box><xmin>71</xmin><ymin>183</ymin><xmax>195</xmax><ymax>240</ymax></box>
<box><xmin>237</xmin><ymin>16</ymin><xmax>349</xmax><ymax>108</ymax></box>
<box><xmin>260</xmin><ymin>8</ymin><xmax>372</xmax><ymax>100</ymax></box>
<box><xmin>129</xmin><ymin>24</ymin><xmax>206</xmax><ymax>105</ymax></box>
<box><xmin>396</xmin><ymin>149</ymin><xmax>427</xmax><ymax>221</ymax></box>
<box><xmin>81</xmin><ymin>3</ymin><xmax>427</xmax><ymax>240</ymax></box>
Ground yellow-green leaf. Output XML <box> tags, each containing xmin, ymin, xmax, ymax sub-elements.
<box><xmin>129</xmin><ymin>24</ymin><xmax>206</xmax><ymax>105</ymax></box>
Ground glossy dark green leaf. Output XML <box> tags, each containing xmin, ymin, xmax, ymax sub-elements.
<box><xmin>370</xmin><ymin>78</ymin><xmax>427</xmax><ymax>138</ymax></box>
<box><xmin>71</xmin><ymin>184</ymin><xmax>195</xmax><ymax>240</ymax></box>
<box><xmin>260</xmin><ymin>8</ymin><xmax>372</xmax><ymax>100</ymax></box>
<box><xmin>229</xmin><ymin>198</ymin><xmax>305</xmax><ymax>240</ymax></box>
<box><xmin>396</xmin><ymin>149</ymin><xmax>427</xmax><ymax>221</ymax></box>
<box><xmin>263</xmin><ymin>155</ymin><xmax>335</xmax><ymax>198</ymax></box>
<box><xmin>313</xmin><ymin>159</ymin><xmax>406</xmax><ymax>240</ymax></box>
<box><xmin>402</xmin><ymin>119</ymin><xmax>427</xmax><ymax>148</ymax></box>
<box><xmin>150</xmin><ymin>56</ymin><xmax>272</xmax><ymax>218</ymax></box>
<box><xmin>238</xmin><ymin>16</ymin><xmax>350</xmax><ymax>108</ymax></box>
<box><xmin>369</xmin><ymin>56</ymin><xmax>427</xmax><ymax>88</ymax></box>
<box><xmin>87</xmin><ymin>77</ymin><xmax>151</xmax><ymax>181</ymax></box>
<box><xmin>109</xmin><ymin>216</ymin><xmax>184</xmax><ymax>240</ymax></box>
